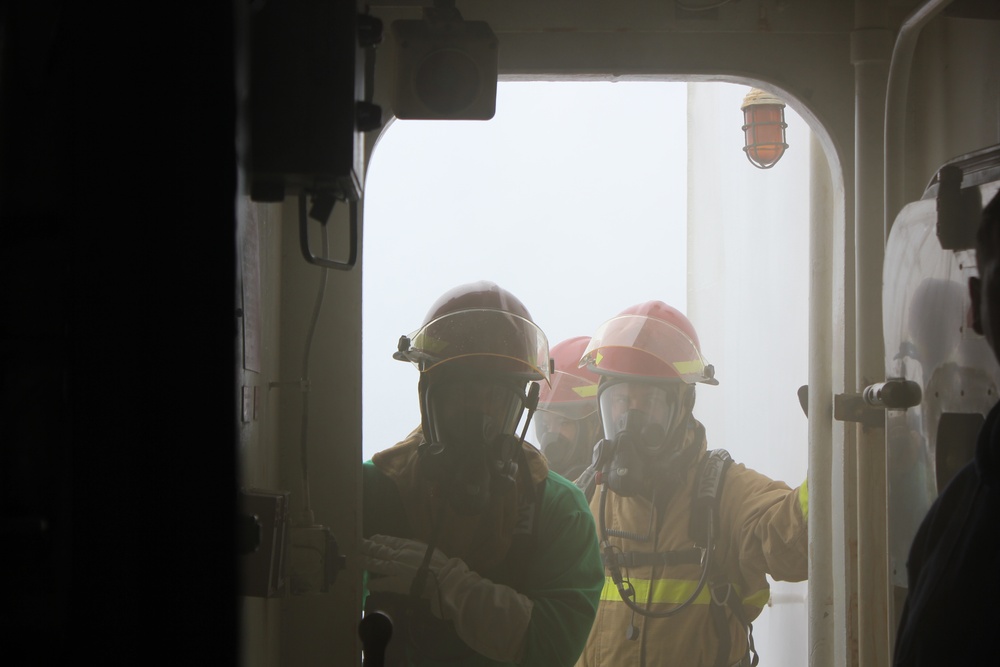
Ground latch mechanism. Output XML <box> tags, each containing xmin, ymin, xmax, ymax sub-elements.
<box><xmin>834</xmin><ymin>378</ymin><xmax>922</xmax><ymax>427</ymax></box>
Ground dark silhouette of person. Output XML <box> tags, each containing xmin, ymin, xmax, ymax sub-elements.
<box><xmin>893</xmin><ymin>189</ymin><xmax>1000</xmax><ymax>666</ymax></box>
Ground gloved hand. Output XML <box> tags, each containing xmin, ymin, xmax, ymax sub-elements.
<box><xmin>360</xmin><ymin>534</ymin><xmax>533</xmax><ymax>663</ymax></box>
<box><xmin>360</xmin><ymin>533</ymin><xmax>451</xmax><ymax>603</ymax></box>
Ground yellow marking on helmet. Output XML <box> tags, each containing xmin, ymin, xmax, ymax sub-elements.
<box><xmin>594</xmin><ymin>351</ymin><xmax>603</xmax><ymax>366</ymax></box>
<box><xmin>672</xmin><ymin>360</ymin><xmax>703</xmax><ymax>375</ymax></box>
<box><xmin>572</xmin><ymin>384</ymin><xmax>599</xmax><ymax>398</ymax></box>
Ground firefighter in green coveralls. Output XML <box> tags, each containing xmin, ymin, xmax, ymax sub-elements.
<box><xmin>360</xmin><ymin>280</ymin><xmax>604</xmax><ymax>666</ymax></box>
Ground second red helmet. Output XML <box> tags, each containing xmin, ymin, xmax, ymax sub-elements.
<box><xmin>537</xmin><ymin>336</ymin><xmax>600</xmax><ymax>419</ymax></box>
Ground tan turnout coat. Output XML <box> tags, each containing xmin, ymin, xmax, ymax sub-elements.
<box><xmin>576</xmin><ymin>419</ymin><xmax>808</xmax><ymax>667</ymax></box>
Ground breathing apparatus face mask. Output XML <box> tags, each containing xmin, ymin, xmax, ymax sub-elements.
<box><xmin>419</xmin><ymin>375</ymin><xmax>527</xmax><ymax>514</ymax></box>
<box><xmin>534</xmin><ymin>409</ymin><xmax>599</xmax><ymax>479</ymax></box>
<box><xmin>598</xmin><ymin>381</ymin><xmax>691</xmax><ymax>498</ymax></box>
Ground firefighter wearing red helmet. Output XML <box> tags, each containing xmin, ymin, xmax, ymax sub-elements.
<box><xmin>360</xmin><ymin>281</ymin><xmax>604</xmax><ymax>667</ymax></box>
<box><xmin>534</xmin><ymin>336</ymin><xmax>603</xmax><ymax>481</ymax></box>
<box><xmin>574</xmin><ymin>300</ymin><xmax>808</xmax><ymax>667</ymax></box>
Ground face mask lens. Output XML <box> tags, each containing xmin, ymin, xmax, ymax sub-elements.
<box><xmin>539</xmin><ymin>430</ymin><xmax>571</xmax><ymax>467</ymax></box>
<box><xmin>533</xmin><ymin>411</ymin><xmax>568</xmax><ymax>442</ymax></box>
<box><xmin>599</xmin><ymin>382</ymin><xmax>681</xmax><ymax>443</ymax></box>
<box><xmin>429</xmin><ymin>379</ymin><xmax>525</xmax><ymax>447</ymax></box>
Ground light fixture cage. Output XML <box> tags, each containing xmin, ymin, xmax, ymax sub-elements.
<box><xmin>740</xmin><ymin>88</ymin><xmax>788</xmax><ymax>169</ymax></box>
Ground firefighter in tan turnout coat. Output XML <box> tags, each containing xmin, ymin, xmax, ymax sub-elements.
<box><xmin>574</xmin><ymin>301</ymin><xmax>808</xmax><ymax>667</ymax></box>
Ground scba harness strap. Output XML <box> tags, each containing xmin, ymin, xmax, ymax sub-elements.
<box><xmin>579</xmin><ymin>448</ymin><xmax>758</xmax><ymax>667</ymax></box>
<box><xmin>601</xmin><ymin>547</ymin><xmax>703</xmax><ymax>569</ymax></box>
<box><xmin>708</xmin><ymin>580</ymin><xmax>760</xmax><ymax>667</ymax></box>
<box><xmin>695</xmin><ymin>450</ymin><xmax>758</xmax><ymax>667</ymax></box>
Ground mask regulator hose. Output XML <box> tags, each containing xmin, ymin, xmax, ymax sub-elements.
<box><xmin>597</xmin><ymin>481</ymin><xmax>713</xmax><ymax>620</ymax></box>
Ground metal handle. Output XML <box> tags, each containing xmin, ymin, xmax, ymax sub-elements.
<box><xmin>834</xmin><ymin>378</ymin><xmax>923</xmax><ymax>427</ymax></box>
<box><xmin>862</xmin><ymin>378</ymin><xmax>922</xmax><ymax>409</ymax></box>
<box><xmin>298</xmin><ymin>192</ymin><xmax>359</xmax><ymax>270</ymax></box>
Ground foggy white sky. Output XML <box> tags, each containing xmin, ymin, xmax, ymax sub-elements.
<box><xmin>361</xmin><ymin>81</ymin><xmax>694</xmax><ymax>459</ymax></box>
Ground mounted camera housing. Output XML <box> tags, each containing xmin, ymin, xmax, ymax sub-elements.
<box><xmin>391</xmin><ymin>8</ymin><xmax>498</xmax><ymax>120</ymax></box>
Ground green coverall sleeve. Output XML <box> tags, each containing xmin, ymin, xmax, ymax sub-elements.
<box><xmin>518</xmin><ymin>473</ymin><xmax>605</xmax><ymax>666</ymax></box>
<box><xmin>362</xmin><ymin>462</ymin><xmax>604</xmax><ymax>667</ymax></box>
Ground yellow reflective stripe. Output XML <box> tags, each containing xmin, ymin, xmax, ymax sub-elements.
<box><xmin>572</xmin><ymin>383</ymin><xmax>599</xmax><ymax>398</ymax></box>
<box><xmin>743</xmin><ymin>587</ymin><xmax>770</xmax><ymax>608</ymax></box>
<box><xmin>799</xmin><ymin>478</ymin><xmax>809</xmax><ymax>520</ymax></box>
<box><xmin>594</xmin><ymin>351</ymin><xmax>604</xmax><ymax>366</ymax></box>
<box><xmin>600</xmin><ymin>577</ymin><xmax>769</xmax><ymax>610</ymax></box>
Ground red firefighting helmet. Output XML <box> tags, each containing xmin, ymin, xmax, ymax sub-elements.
<box><xmin>580</xmin><ymin>300</ymin><xmax>717</xmax><ymax>385</ymax></box>
<box><xmin>537</xmin><ymin>336</ymin><xmax>600</xmax><ymax>420</ymax></box>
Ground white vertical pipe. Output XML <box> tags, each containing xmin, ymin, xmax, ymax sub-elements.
<box><xmin>884</xmin><ymin>0</ymin><xmax>956</xmax><ymax>234</ymax></box>
<box><xmin>853</xmin><ymin>2</ymin><xmax>892</xmax><ymax>665</ymax></box>
<box><xmin>808</xmin><ymin>131</ymin><xmax>835</xmax><ymax>667</ymax></box>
